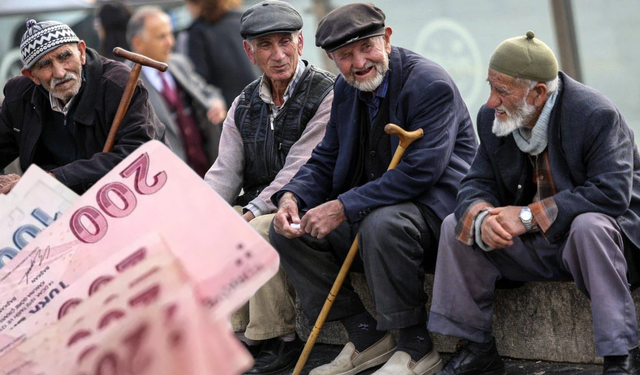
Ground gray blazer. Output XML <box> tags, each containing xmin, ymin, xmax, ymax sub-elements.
<box><xmin>137</xmin><ymin>53</ymin><xmax>224</xmax><ymax>162</ymax></box>
<box><xmin>456</xmin><ymin>72</ymin><xmax>640</xmax><ymax>282</ymax></box>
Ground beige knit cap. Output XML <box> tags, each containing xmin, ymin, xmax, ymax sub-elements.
<box><xmin>489</xmin><ymin>30</ymin><xmax>558</xmax><ymax>82</ymax></box>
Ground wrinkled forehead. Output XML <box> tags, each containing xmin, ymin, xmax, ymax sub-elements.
<box><xmin>34</xmin><ymin>43</ymin><xmax>79</xmax><ymax>64</ymax></box>
<box><xmin>251</xmin><ymin>31</ymin><xmax>298</xmax><ymax>44</ymax></box>
<box><xmin>332</xmin><ymin>36</ymin><xmax>382</xmax><ymax>56</ymax></box>
<box><xmin>487</xmin><ymin>68</ymin><xmax>520</xmax><ymax>88</ymax></box>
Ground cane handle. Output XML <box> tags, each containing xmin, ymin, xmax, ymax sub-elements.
<box><xmin>113</xmin><ymin>47</ymin><xmax>168</xmax><ymax>72</ymax></box>
<box><xmin>384</xmin><ymin>123</ymin><xmax>424</xmax><ymax>149</ymax></box>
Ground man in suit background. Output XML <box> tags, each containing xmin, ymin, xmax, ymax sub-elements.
<box><xmin>127</xmin><ymin>6</ymin><xmax>226</xmax><ymax>177</ymax></box>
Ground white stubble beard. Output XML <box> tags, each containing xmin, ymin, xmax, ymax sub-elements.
<box><xmin>491</xmin><ymin>95</ymin><xmax>537</xmax><ymax>137</ymax></box>
<box><xmin>345</xmin><ymin>52</ymin><xmax>389</xmax><ymax>93</ymax></box>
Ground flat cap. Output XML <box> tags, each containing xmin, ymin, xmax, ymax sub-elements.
<box><xmin>490</xmin><ymin>30</ymin><xmax>558</xmax><ymax>82</ymax></box>
<box><xmin>240</xmin><ymin>0</ymin><xmax>303</xmax><ymax>40</ymax></box>
<box><xmin>315</xmin><ymin>3</ymin><xmax>386</xmax><ymax>52</ymax></box>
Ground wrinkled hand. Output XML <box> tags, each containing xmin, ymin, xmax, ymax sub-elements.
<box><xmin>242</xmin><ymin>210</ymin><xmax>255</xmax><ymax>222</ymax></box>
<box><xmin>0</xmin><ymin>174</ymin><xmax>20</xmax><ymax>194</ymax></box>
<box><xmin>488</xmin><ymin>206</ymin><xmax>528</xmax><ymax>238</ymax></box>
<box><xmin>300</xmin><ymin>199</ymin><xmax>346</xmax><ymax>239</ymax></box>
<box><xmin>273</xmin><ymin>192</ymin><xmax>304</xmax><ymax>239</ymax></box>
<box><xmin>480</xmin><ymin>206</ymin><xmax>528</xmax><ymax>249</ymax></box>
<box><xmin>207</xmin><ymin>99</ymin><xmax>227</xmax><ymax>124</ymax></box>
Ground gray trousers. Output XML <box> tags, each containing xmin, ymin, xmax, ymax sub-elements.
<box><xmin>269</xmin><ymin>202</ymin><xmax>439</xmax><ymax>331</ymax></box>
<box><xmin>428</xmin><ymin>212</ymin><xmax>638</xmax><ymax>356</ymax></box>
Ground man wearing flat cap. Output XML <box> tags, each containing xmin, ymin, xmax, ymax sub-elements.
<box><xmin>0</xmin><ymin>19</ymin><xmax>165</xmax><ymax>194</ymax></box>
<box><xmin>428</xmin><ymin>31</ymin><xmax>640</xmax><ymax>375</ymax></box>
<box><xmin>204</xmin><ymin>1</ymin><xmax>335</xmax><ymax>373</ymax></box>
<box><xmin>270</xmin><ymin>3</ymin><xmax>477</xmax><ymax>374</ymax></box>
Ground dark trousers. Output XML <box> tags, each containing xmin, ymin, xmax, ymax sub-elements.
<box><xmin>269</xmin><ymin>202</ymin><xmax>440</xmax><ymax>331</ymax></box>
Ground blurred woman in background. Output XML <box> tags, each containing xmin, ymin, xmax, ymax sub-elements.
<box><xmin>95</xmin><ymin>0</ymin><xmax>132</xmax><ymax>62</ymax></box>
<box><xmin>179</xmin><ymin>0</ymin><xmax>257</xmax><ymax>108</ymax></box>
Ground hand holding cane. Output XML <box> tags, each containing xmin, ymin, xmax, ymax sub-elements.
<box><xmin>292</xmin><ymin>123</ymin><xmax>424</xmax><ymax>375</ymax></box>
<box><xmin>102</xmin><ymin>47</ymin><xmax>168</xmax><ymax>152</ymax></box>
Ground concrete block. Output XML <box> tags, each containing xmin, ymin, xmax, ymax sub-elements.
<box><xmin>296</xmin><ymin>273</ymin><xmax>640</xmax><ymax>364</ymax></box>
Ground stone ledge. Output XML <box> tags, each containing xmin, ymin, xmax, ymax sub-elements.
<box><xmin>296</xmin><ymin>273</ymin><xmax>640</xmax><ymax>364</ymax></box>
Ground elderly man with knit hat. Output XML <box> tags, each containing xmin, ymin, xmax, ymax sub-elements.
<box><xmin>428</xmin><ymin>31</ymin><xmax>640</xmax><ymax>375</ymax></box>
<box><xmin>270</xmin><ymin>3</ymin><xmax>476</xmax><ymax>375</ymax></box>
<box><xmin>0</xmin><ymin>19</ymin><xmax>164</xmax><ymax>194</ymax></box>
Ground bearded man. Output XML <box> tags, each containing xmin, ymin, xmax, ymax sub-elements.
<box><xmin>269</xmin><ymin>3</ymin><xmax>477</xmax><ymax>374</ymax></box>
<box><xmin>428</xmin><ymin>31</ymin><xmax>640</xmax><ymax>375</ymax></box>
<box><xmin>0</xmin><ymin>20</ymin><xmax>165</xmax><ymax>194</ymax></box>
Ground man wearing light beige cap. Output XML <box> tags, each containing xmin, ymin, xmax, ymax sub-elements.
<box><xmin>429</xmin><ymin>31</ymin><xmax>640</xmax><ymax>375</ymax></box>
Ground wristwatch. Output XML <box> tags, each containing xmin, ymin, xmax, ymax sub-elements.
<box><xmin>519</xmin><ymin>206</ymin><xmax>533</xmax><ymax>232</ymax></box>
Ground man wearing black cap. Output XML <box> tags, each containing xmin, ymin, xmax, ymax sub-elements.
<box><xmin>428</xmin><ymin>32</ymin><xmax>640</xmax><ymax>375</ymax></box>
<box><xmin>270</xmin><ymin>3</ymin><xmax>477</xmax><ymax>374</ymax></box>
<box><xmin>204</xmin><ymin>1</ymin><xmax>335</xmax><ymax>373</ymax></box>
<box><xmin>0</xmin><ymin>19</ymin><xmax>165</xmax><ymax>194</ymax></box>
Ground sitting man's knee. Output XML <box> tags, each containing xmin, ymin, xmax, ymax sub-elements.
<box><xmin>570</xmin><ymin>213</ymin><xmax>619</xmax><ymax>238</ymax></box>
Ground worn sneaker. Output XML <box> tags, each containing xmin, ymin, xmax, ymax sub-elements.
<box><xmin>373</xmin><ymin>350</ymin><xmax>443</xmax><ymax>375</ymax></box>
<box><xmin>309</xmin><ymin>333</ymin><xmax>396</xmax><ymax>375</ymax></box>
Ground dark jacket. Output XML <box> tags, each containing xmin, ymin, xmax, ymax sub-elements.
<box><xmin>0</xmin><ymin>48</ymin><xmax>166</xmax><ymax>193</ymax></box>
<box><xmin>456</xmin><ymin>72</ymin><xmax>640</xmax><ymax>275</ymax></box>
<box><xmin>185</xmin><ymin>12</ymin><xmax>258</xmax><ymax>108</ymax></box>
<box><xmin>235</xmin><ymin>62</ymin><xmax>334</xmax><ymax>203</ymax></box>
<box><xmin>275</xmin><ymin>46</ymin><xmax>478</xmax><ymax>223</ymax></box>
<box><xmin>137</xmin><ymin>53</ymin><xmax>223</xmax><ymax>163</ymax></box>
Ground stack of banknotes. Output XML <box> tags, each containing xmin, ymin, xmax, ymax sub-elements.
<box><xmin>0</xmin><ymin>141</ymin><xmax>280</xmax><ymax>374</ymax></box>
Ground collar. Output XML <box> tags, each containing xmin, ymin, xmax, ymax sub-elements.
<box><xmin>49</xmin><ymin>92</ymin><xmax>76</xmax><ymax>115</ymax></box>
<box><xmin>357</xmin><ymin>70</ymin><xmax>389</xmax><ymax>103</ymax></box>
<box><xmin>513</xmin><ymin>79</ymin><xmax>561</xmax><ymax>155</ymax></box>
<box><xmin>258</xmin><ymin>59</ymin><xmax>305</xmax><ymax>109</ymax></box>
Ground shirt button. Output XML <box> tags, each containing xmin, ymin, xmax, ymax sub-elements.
<box><xmin>539</xmin><ymin>176</ymin><xmax>544</xmax><ymax>181</ymax></box>
<box><xmin>369</xmin><ymin>173</ymin><xmax>375</xmax><ymax>179</ymax></box>
<box><xmin>370</xmin><ymin>151</ymin><xmax>376</xmax><ymax>157</ymax></box>
<box><xmin>517</xmin><ymin>184</ymin><xmax>522</xmax><ymax>190</ymax></box>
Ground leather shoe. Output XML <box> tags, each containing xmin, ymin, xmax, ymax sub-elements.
<box><xmin>244</xmin><ymin>335</ymin><xmax>303</xmax><ymax>375</ymax></box>
<box><xmin>436</xmin><ymin>338</ymin><xmax>504</xmax><ymax>375</ymax></box>
<box><xmin>310</xmin><ymin>333</ymin><xmax>396</xmax><ymax>375</ymax></box>
<box><xmin>603</xmin><ymin>347</ymin><xmax>640</xmax><ymax>374</ymax></box>
<box><xmin>241</xmin><ymin>341</ymin><xmax>263</xmax><ymax>358</ymax></box>
<box><xmin>373</xmin><ymin>350</ymin><xmax>443</xmax><ymax>375</ymax></box>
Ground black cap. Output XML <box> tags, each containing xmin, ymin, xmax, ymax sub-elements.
<box><xmin>240</xmin><ymin>0</ymin><xmax>303</xmax><ymax>40</ymax></box>
<box><xmin>315</xmin><ymin>3</ymin><xmax>386</xmax><ymax>52</ymax></box>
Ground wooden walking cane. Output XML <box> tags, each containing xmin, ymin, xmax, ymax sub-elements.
<box><xmin>292</xmin><ymin>123</ymin><xmax>424</xmax><ymax>375</ymax></box>
<box><xmin>102</xmin><ymin>47</ymin><xmax>168</xmax><ymax>152</ymax></box>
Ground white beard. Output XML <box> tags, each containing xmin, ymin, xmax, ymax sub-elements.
<box><xmin>345</xmin><ymin>53</ymin><xmax>389</xmax><ymax>92</ymax></box>
<box><xmin>492</xmin><ymin>99</ymin><xmax>537</xmax><ymax>137</ymax></box>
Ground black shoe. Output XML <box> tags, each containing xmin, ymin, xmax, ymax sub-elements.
<box><xmin>437</xmin><ymin>338</ymin><xmax>505</xmax><ymax>375</ymax></box>
<box><xmin>603</xmin><ymin>347</ymin><xmax>640</xmax><ymax>374</ymax></box>
<box><xmin>244</xmin><ymin>335</ymin><xmax>303</xmax><ymax>375</ymax></box>
<box><xmin>241</xmin><ymin>340</ymin><xmax>263</xmax><ymax>359</ymax></box>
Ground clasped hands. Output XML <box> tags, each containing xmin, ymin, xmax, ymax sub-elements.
<box><xmin>481</xmin><ymin>206</ymin><xmax>534</xmax><ymax>249</ymax></box>
<box><xmin>273</xmin><ymin>192</ymin><xmax>346</xmax><ymax>239</ymax></box>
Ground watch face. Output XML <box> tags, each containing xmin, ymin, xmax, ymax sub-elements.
<box><xmin>521</xmin><ymin>209</ymin><xmax>532</xmax><ymax>221</ymax></box>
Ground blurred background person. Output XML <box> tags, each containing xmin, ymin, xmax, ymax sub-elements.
<box><xmin>95</xmin><ymin>0</ymin><xmax>132</xmax><ymax>62</ymax></box>
<box><xmin>128</xmin><ymin>6</ymin><xmax>227</xmax><ymax>176</ymax></box>
<box><xmin>178</xmin><ymin>0</ymin><xmax>257</xmax><ymax>108</ymax></box>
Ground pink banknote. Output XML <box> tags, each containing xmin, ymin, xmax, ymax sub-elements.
<box><xmin>1</xmin><ymin>258</ymin><xmax>251</xmax><ymax>375</ymax></box>
<box><xmin>0</xmin><ymin>141</ymin><xmax>279</xmax><ymax>353</ymax></box>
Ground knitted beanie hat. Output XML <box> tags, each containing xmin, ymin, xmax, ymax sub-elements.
<box><xmin>20</xmin><ymin>19</ymin><xmax>80</xmax><ymax>69</ymax></box>
<box><xmin>489</xmin><ymin>30</ymin><xmax>558</xmax><ymax>82</ymax></box>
